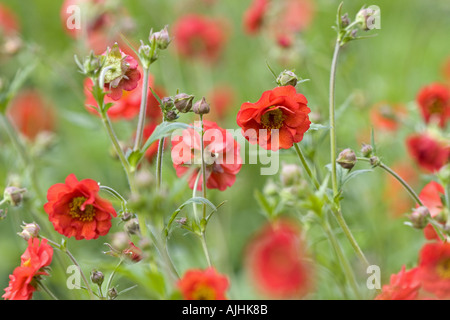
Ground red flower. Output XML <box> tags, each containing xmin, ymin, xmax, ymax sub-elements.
<box><xmin>123</xmin><ymin>242</ymin><xmax>142</xmax><ymax>262</ymax></box>
<box><xmin>417</xmin><ymin>242</ymin><xmax>450</xmax><ymax>299</ymax></box>
<box><xmin>84</xmin><ymin>77</ymin><xmax>163</xmax><ymax>121</ymax></box>
<box><xmin>101</xmin><ymin>45</ymin><xmax>141</xmax><ymax>101</ymax></box>
<box><xmin>3</xmin><ymin>238</ymin><xmax>53</xmax><ymax>300</ymax></box>
<box><xmin>245</xmin><ymin>220</ymin><xmax>313</xmax><ymax>299</ymax></box>
<box><xmin>0</xmin><ymin>3</ymin><xmax>20</xmax><ymax>35</ymax></box>
<box><xmin>7</xmin><ymin>89</ymin><xmax>55</xmax><ymax>141</ymax></box>
<box><xmin>416</xmin><ymin>83</ymin><xmax>450</xmax><ymax>128</ymax></box>
<box><xmin>375</xmin><ymin>266</ymin><xmax>421</xmax><ymax>300</ymax></box>
<box><xmin>419</xmin><ymin>181</ymin><xmax>445</xmax><ymax>218</ymax></box>
<box><xmin>406</xmin><ymin>132</ymin><xmax>450</xmax><ymax>173</ymax></box>
<box><xmin>173</xmin><ymin>14</ymin><xmax>227</xmax><ymax>62</ymax></box>
<box><xmin>171</xmin><ymin>120</ymin><xmax>242</xmax><ymax>191</ymax></box>
<box><xmin>207</xmin><ymin>85</ymin><xmax>236</xmax><ymax>121</ymax></box>
<box><xmin>243</xmin><ymin>0</ymin><xmax>269</xmax><ymax>35</ymax></box>
<box><xmin>236</xmin><ymin>85</ymin><xmax>310</xmax><ymax>150</ymax></box>
<box><xmin>370</xmin><ymin>102</ymin><xmax>406</xmax><ymax>131</ymax></box>
<box><xmin>177</xmin><ymin>267</ymin><xmax>229</xmax><ymax>300</ymax></box>
<box><xmin>43</xmin><ymin>174</ymin><xmax>117</xmax><ymax>240</ymax></box>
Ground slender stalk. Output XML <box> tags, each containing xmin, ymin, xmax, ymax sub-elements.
<box><xmin>155</xmin><ymin>137</ymin><xmax>165</xmax><ymax>190</ymax></box>
<box><xmin>200</xmin><ymin>233</ymin><xmax>212</xmax><ymax>267</ymax></box>
<box><xmin>322</xmin><ymin>216</ymin><xmax>361</xmax><ymax>299</ymax></box>
<box><xmin>100</xmin><ymin>110</ymin><xmax>137</xmax><ymax>195</ymax></box>
<box><xmin>200</xmin><ymin>116</ymin><xmax>207</xmax><ymax>219</ymax></box>
<box><xmin>105</xmin><ymin>258</ymin><xmax>123</xmax><ymax>297</ymax></box>
<box><xmin>37</xmin><ymin>281</ymin><xmax>59</xmax><ymax>300</ymax></box>
<box><xmin>133</xmin><ymin>67</ymin><xmax>150</xmax><ymax>152</ymax></box>
<box><xmin>329</xmin><ymin>40</ymin><xmax>341</xmax><ymax>196</ymax></box>
<box><xmin>294</xmin><ymin>143</ymin><xmax>320</xmax><ymax>190</ymax></box>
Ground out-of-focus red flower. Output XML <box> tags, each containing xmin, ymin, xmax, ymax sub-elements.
<box><xmin>236</xmin><ymin>85</ymin><xmax>310</xmax><ymax>150</ymax></box>
<box><xmin>406</xmin><ymin>132</ymin><xmax>450</xmax><ymax>173</ymax></box>
<box><xmin>416</xmin><ymin>83</ymin><xmax>450</xmax><ymax>128</ymax></box>
<box><xmin>370</xmin><ymin>102</ymin><xmax>407</xmax><ymax>131</ymax></box>
<box><xmin>173</xmin><ymin>14</ymin><xmax>228</xmax><ymax>62</ymax></box>
<box><xmin>3</xmin><ymin>238</ymin><xmax>53</xmax><ymax>300</ymax></box>
<box><xmin>171</xmin><ymin>120</ymin><xmax>242</xmax><ymax>191</ymax></box>
<box><xmin>0</xmin><ymin>3</ymin><xmax>20</xmax><ymax>35</ymax></box>
<box><xmin>43</xmin><ymin>173</ymin><xmax>117</xmax><ymax>240</ymax></box>
<box><xmin>177</xmin><ymin>267</ymin><xmax>229</xmax><ymax>300</ymax></box>
<box><xmin>423</xmin><ymin>223</ymin><xmax>441</xmax><ymax>241</ymax></box>
<box><xmin>375</xmin><ymin>266</ymin><xmax>421</xmax><ymax>300</ymax></box>
<box><xmin>245</xmin><ymin>219</ymin><xmax>313</xmax><ymax>299</ymax></box>
<box><xmin>123</xmin><ymin>241</ymin><xmax>142</xmax><ymax>262</ymax></box>
<box><xmin>419</xmin><ymin>181</ymin><xmax>445</xmax><ymax>218</ymax></box>
<box><xmin>84</xmin><ymin>77</ymin><xmax>163</xmax><ymax>121</ymax></box>
<box><xmin>384</xmin><ymin>162</ymin><xmax>418</xmax><ymax>218</ymax></box>
<box><xmin>243</xmin><ymin>0</ymin><xmax>269</xmax><ymax>35</ymax></box>
<box><xmin>207</xmin><ymin>85</ymin><xmax>236</xmax><ymax>121</ymax></box>
<box><xmin>7</xmin><ymin>89</ymin><xmax>55</xmax><ymax>141</ymax></box>
<box><xmin>418</xmin><ymin>242</ymin><xmax>450</xmax><ymax>299</ymax></box>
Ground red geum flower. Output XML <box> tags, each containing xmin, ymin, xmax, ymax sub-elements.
<box><xmin>370</xmin><ymin>102</ymin><xmax>407</xmax><ymax>131</ymax></box>
<box><xmin>416</xmin><ymin>83</ymin><xmax>450</xmax><ymax>128</ymax></box>
<box><xmin>0</xmin><ymin>3</ymin><xmax>20</xmax><ymax>35</ymax></box>
<box><xmin>3</xmin><ymin>238</ymin><xmax>53</xmax><ymax>300</ymax></box>
<box><xmin>419</xmin><ymin>181</ymin><xmax>445</xmax><ymax>219</ymax></box>
<box><xmin>243</xmin><ymin>0</ymin><xmax>269</xmax><ymax>35</ymax></box>
<box><xmin>245</xmin><ymin>219</ymin><xmax>313</xmax><ymax>299</ymax></box>
<box><xmin>43</xmin><ymin>173</ymin><xmax>117</xmax><ymax>240</ymax></box>
<box><xmin>173</xmin><ymin>14</ymin><xmax>227</xmax><ymax>62</ymax></box>
<box><xmin>207</xmin><ymin>85</ymin><xmax>236</xmax><ymax>121</ymax></box>
<box><xmin>123</xmin><ymin>241</ymin><xmax>142</xmax><ymax>262</ymax></box>
<box><xmin>417</xmin><ymin>242</ymin><xmax>450</xmax><ymax>299</ymax></box>
<box><xmin>84</xmin><ymin>77</ymin><xmax>163</xmax><ymax>121</ymax></box>
<box><xmin>7</xmin><ymin>89</ymin><xmax>55</xmax><ymax>141</ymax></box>
<box><xmin>101</xmin><ymin>44</ymin><xmax>141</xmax><ymax>101</ymax></box>
<box><xmin>171</xmin><ymin>120</ymin><xmax>242</xmax><ymax>191</ymax></box>
<box><xmin>236</xmin><ymin>85</ymin><xmax>310</xmax><ymax>150</ymax></box>
<box><xmin>406</xmin><ymin>132</ymin><xmax>450</xmax><ymax>173</ymax></box>
<box><xmin>177</xmin><ymin>267</ymin><xmax>229</xmax><ymax>300</ymax></box>
<box><xmin>375</xmin><ymin>266</ymin><xmax>421</xmax><ymax>300</ymax></box>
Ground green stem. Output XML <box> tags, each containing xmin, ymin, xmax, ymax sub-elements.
<box><xmin>200</xmin><ymin>116</ymin><xmax>207</xmax><ymax>219</ymax></box>
<box><xmin>133</xmin><ymin>67</ymin><xmax>150</xmax><ymax>152</ymax></box>
<box><xmin>105</xmin><ymin>258</ymin><xmax>123</xmax><ymax>297</ymax></box>
<box><xmin>293</xmin><ymin>143</ymin><xmax>320</xmax><ymax>190</ymax></box>
<box><xmin>155</xmin><ymin>137</ymin><xmax>165</xmax><ymax>190</ymax></box>
<box><xmin>100</xmin><ymin>110</ymin><xmax>137</xmax><ymax>195</ymax></box>
<box><xmin>200</xmin><ymin>232</ymin><xmax>212</xmax><ymax>267</ymax></box>
<box><xmin>37</xmin><ymin>281</ymin><xmax>59</xmax><ymax>300</ymax></box>
<box><xmin>329</xmin><ymin>40</ymin><xmax>341</xmax><ymax>196</ymax></box>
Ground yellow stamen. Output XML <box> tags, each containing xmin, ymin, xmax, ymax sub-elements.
<box><xmin>261</xmin><ymin>108</ymin><xmax>285</xmax><ymax>130</ymax></box>
<box><xmin>436</xmin><ymin>258</ymin><xmax>450</xmax><ymax>279</ymax></box>
<box><xmin>69</xmin><ymin>197</ymin><xmax>96</xmax><ymax>222</ymax></box>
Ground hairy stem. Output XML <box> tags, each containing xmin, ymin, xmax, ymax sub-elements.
<box><xmin>133</xmin><ymin>67</ymin><xmax>150</xmax><ymax>152</ymax></box>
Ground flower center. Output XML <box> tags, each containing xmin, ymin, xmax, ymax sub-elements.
<box><xmin>429</xmin><ymin>99</ymin><xmax>444</xmax><ymax>115</ymax></box>
<box><xmin>436</xmin><ymin>258</ymin><xmax>450</xmax><ymax>279</ymax></box>
<box><xmin>261</xmin><ymin>108</ymin><xmax>285</xmax><ymax>130</ymax></box>
<box><xmin>192</xmin><ymin>285</ymin><xmax>216</xmax><ymax>300</ymax></box>
<box><xmin>69</xmin><ymin>197</ymin><xmax>96</xmax><ymax>222</ymax></box>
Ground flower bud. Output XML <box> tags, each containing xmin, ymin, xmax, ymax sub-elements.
<box><xmin>336</xmin><ymin>148</ymin><xmax>357</xmax><ymax>170</ymax></box>
<box><xmin>124</xmin><ymin>218</ymin><xmax>140</xmax><ymax>235</ymax></box>
<box><xmin>341</xmin><ymin>13</ymin><xmax>350</xmax><ymax>28</ymax></box>
<box><xmin>165</xmin><ymin>110</ymin><xmax>178</xmax><ymax>121</ymax></box>
<box><xmin>355</xmin><ymin>7</ymin><xmax>380</xmax><ymax>31</ymax></box>
<box><xmin>409</xmin><ymin>206</ymin><xmax>430</xmax><ymax>229</ymax></box>
<box><xmin>123</xmin><ymin>242</ymin><xmax>143</xmax><ymax>262</ymax></box>
<box><xmin>369</xmin><ymin>156</ymin><xmax>381</xmax><ymax>167</ymax></box>
<box><xmin>360</xmin><ymin>143</ymin><xmax>373</xmax><ymax>157</ymax></box>
<box><xmin>90</xmin><ymin>270</ymin><xmax>104</xmax><ymax>286</ymax></box>
<box><xmin>160</xmin><ymin>96</ymin><xmax>174</xmax><ymax>112</ymax></box>
<box><xmin>18</xmin><ymin>222</ymin><xmax>40</xmax><ymax>240</ymax></box>
<box><xmin>276</xmin><ymin>70</ymin><xmax>298</xmax><ymax>87</ymax></box>
<box><xmin>108</xmin><ymin>287</ymin><xmax>118</xmax><ymax>299</ymax></box>
<box><xmin>150</xmin><ymin>25</ymin><xmax>171</xmax><ymax>50</ymax></box>
<box><xmin>193</xmin><ymin>97</ymin><xmax>210</xmax><ymax>115</ymax></box>
<box><xmin>174</xmin><ymin>93</ymin><xmax>194</xmax><ymax>113</ymax></box>
<box><xmin>3</xmin><ymin>186</ymin><xmax>26</xmax><ymax>206</ymax></box>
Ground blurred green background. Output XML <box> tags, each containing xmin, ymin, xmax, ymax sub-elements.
<box><xmin>0</xmin><ymin>0</ymin><xmax>449</xmax><ymax>300</ymax></box>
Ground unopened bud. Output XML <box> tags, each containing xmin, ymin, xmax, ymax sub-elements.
<box><xmin>337</xmin><ymin>148</ymin><xmax>357</xmax><ymax>170</ymax></box>
<box><xmin>124</xmin><ymin>218</ymin><xmax>140</xmax><ymax>235</ymax></box>
<box><xmin>150</xmin><ymin>25</ymin><xmax>171</xmax><ymax>50</ymax></box>
<box><xmin>355</xmin><ymin>7</ymin><xmax>380</xmax><ymax>31</ymax></box>
<box><xmin>165</xmin><ymin>110</ymin><xmax>178</xmax><ymax>121</ymax></box>
<box><xmin>174</xmin><ymin>93</ymin><xmax>194</xmax><ymax>113</ymax></box>
<box><xmin>276</xmin><ymin>70</ymin><xmax>298</xmax><ymax>87</ymax></box>
<box><xmin>90</xmin><ymin>270</ymin><xmax>104</xmax><ymax>286</ymax></box>
<box><xmin>361</xmin><ymin>143</ymin><xmax>373</xmax><ymax>157</ymax></box>
<box><xmin>3</xmin><ymin>187</ymin><xmax>26</xmax><ymax>206</ymax></box>
<box><xmin>369</xmin><ymin>156</ymin><xmax>381</xmax><ymax>167</ymax></box>
<box><xmin>160</xmin><ymin>96</ymin><xmax>174</xmax><ymax>112</ymax></box>
<box><xmin>108</xmin><ymin>287</ymin><xmax>118</xmax><ymax>299</ymax></box>
<box><xmin>18</xmin><ymin>222</ymin><xmax>40</xmax><ymax>240</ymax></box>
<box><xmin>341</xmin><ymin>13</ymin><xmax>350</xmax><ymax>28</ymax></box>
<box><xmin>193</xmin><ymin>97</ymin><xmax>210</xmax><ymax>115</ymax></box>
<box><xmin>409</xmin><ymin>206</ymin><xmax>430</xmax><ymax>229</ymax></box>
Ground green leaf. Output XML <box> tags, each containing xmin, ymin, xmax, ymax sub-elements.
<box><xmin>142</xmin><ymin>122</ymin><xmax>192</xmax><ymax>153</ymax></box>
<box><xmin>308</xmin><ymin>123</ymin><xmax>331</xmax><ymax>131</ymax></box>
<box><xmin>126</xmin><ymin>149</ymin><xmax>144</xmax><ymax>170</ymax></box>
<box><xmin>341</xmin><ymin>169</ymin><xmax>373</xmax><ymax>188</ymax></box>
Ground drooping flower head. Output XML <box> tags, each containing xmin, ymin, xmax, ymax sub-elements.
<box><xmin>417</xmin><ymin>242</ymin><xmax>450</xmax><ymax>299</ymax></box>
<box><xmin>173</xmin><ymin>14</ymin><xmax>228</xmax><ymax>62</ymax></box>
<box><xmin>406</xmin><ymin>132</ymin><xmax>450</xmax><ymax>173</ymax></box>
<box><xmin>245</xmin><ymin>219</ymin><xmax>313</xmax><ymax>299</ymax></box>
<box><xmin>177</xmin><ymin>267</ymin><xmax>229</xmax><ymax>300</ymax></box>
<box><xmin>7</xmin><ymin>89</ymin><xmax>55</xmax><ymax>141</ymax></box>
<box><xmin>236</xmin><ymin>85</ymin><xmax>310</xmax><ymax>150</ymax></box>
<box><xmin>416</xmin><ymin>83</ymin><xmax>450</xmax><ymax>128</ymax></box>
<box><xmin>171</xmin><ymin>120</ymin><xmax>242</xmax><ymax>191</ymax></box>
<box><xmin>375</xmin><ymin>266</ymin><xmax>421</xmax><ymax>300</ymax></box>
<box><xmin>43</xmin><ymin>174</ymin><xmax>117</xmax><ymax>240</ymax></box>
<box><xmin>3</xmin><ymin>238</ymin><xmax>53</xmax><ymax>300</ymax></box>
<box><xmin>100</xmin><ymin>44</ymin><xmax>141</xmax><ymax>100</ymax></box>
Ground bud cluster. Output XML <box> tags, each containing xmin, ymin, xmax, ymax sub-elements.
<box><xmin>158</xmin><ymin>92</ymin><xmax>210</xmax><ymax>122</ymax></box>
<box><xmin>139</xmin><ymin>25</ymin><xmax>171</xmax><ymax>69</ymax></box>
